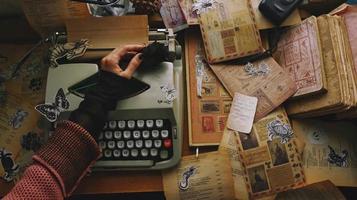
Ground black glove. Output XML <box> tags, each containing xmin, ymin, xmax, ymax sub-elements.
<box><xmin>69</xmin><ymin>71</ymin><xmax>149</xmax><ymax>137</ymax></box>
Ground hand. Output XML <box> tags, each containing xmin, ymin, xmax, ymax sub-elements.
<box><xmin>100</xmin><ymin>44</ymin><xmax>145</xmax><ymax>79</ymax></box>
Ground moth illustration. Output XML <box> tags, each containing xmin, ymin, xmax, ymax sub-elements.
<box><xmin>9</xmin><ymin>109</ymin><xmax>28</xmax><ymax>129</ymax></box>
<box><xmin>192</xmin><ymin>0</ymin><xmax>218</xmax><ymax>14</ymax></box>
<box><xmin>244</xmin><ymin>62</ymin><xmax>271</xmax><ymax>76</ymax></box>
<box><xmin>179</xmin><ymin>166</ymin><xmax>197</xmax><ymax>191</ymax></box>
<box><xmin>49</xmin><ymin>39</ymin><xmax>89</xmax><ymax>68</ymax></box>
<box><xmin>35</xmin><ymin>88</ymin><xmax>69</xmax><ymax>122</ymax></box>
<box><xmin>267</xmin><ymin>119</ymin><xmax>294</xmax><ymax>144</ymax></box>
<box><xmin>0</xmin><ymin>148</ymin><xmax>19</xmax><ymax>182</ymax></box>
<box><xmin>158</xmin><ymin>85</ymin><xmax>177</xmax><ymax>104</ymax></box>
<box><xmin>327</xmin><ymin>145</ymin><xmax>348</xmax><ymax>167</ymax></box>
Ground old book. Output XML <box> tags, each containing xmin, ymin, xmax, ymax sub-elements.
<box><xmin>276</xmin><ymin>180</ymin><xmax>346</xmax><ymax>200</ymax></box>
<box><xmin>197</xmin><ymin>0</ymin><xmax>263</xmax><ymax>63</ymax></box>
<box><xmin>186</xmin><ymin>28</ymin><xmax>232</xmax><ymax>146</ymax></box>
<box><xmin>286</xmin><ymin>15</ymin><xmax>357</xmax><ymax>117</ymax></box>
<box><xmin>292</xmin><ymin>119</ymin><xmax>357</xmax><ymax>187</ymax></box>
<box><xmin>236</xmin><ymin>107</ymin><xmax>304</xmax><ymax>199</ymax></box>
<box><xmin>160</xmin><ymin>0</ymin><xmax>188</xmax><ymax>32</ymax></box>
<box><xmin>274</xmin><ymin>16</ymin><xmax>327</xmax><ymax>98</ymax></box>
<box><xmin>209</xmin><ymin>57</ymin><xmax>296</xmax><ymax>120</ymax></box>
<box><xmin>285</xmin><ymin>15</ymin><xmax>347</xmax><ymax>116</ymax></box>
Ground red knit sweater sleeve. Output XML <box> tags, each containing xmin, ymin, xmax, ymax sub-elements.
<box><xmin>3</xmin><ymin>120</ymin><xmax>101</xmax><ymax>200</ymax></box>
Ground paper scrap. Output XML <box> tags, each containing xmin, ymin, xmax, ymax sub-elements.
<box><xmin>162</xmin><ymin>151</ymin><xmax>236</xmax><ymax>200</ymax></box>
<box><xmin>227</xmin><ymin>93</ymin><xmax>258</xmax><ymax>134</ymax></box>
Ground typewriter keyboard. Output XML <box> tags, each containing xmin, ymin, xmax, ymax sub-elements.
<box><xmin>97</xmin><ymin>119</ymin><xmax>174</xmax><ymax>162</ymax></box>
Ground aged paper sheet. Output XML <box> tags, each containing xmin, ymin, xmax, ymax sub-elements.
<box><xmin>0</xmin><ymin>93</ymin><xmax>40</xmax><ymax>178</ymax></box>
<box><xmin>236</xmin><ymin>107</ymin><xmax>304</xmax><ymax>199</ymax></box>
<box><xmin>162</xmin><ymin>151</ymin><xmax>236</xmax><ymax>200</ymax></box>
<box><xmin>186</xmin><ymin>29</ymin><xmax>232</xmax><ymax>146</ymax></box>
<box><xmin>227</xmin><ymin>93</ymin><xmax>257</xmax><ymax>134</ymax></box>
<box><xmin>21</xmin><ymin>0</ymin><xmax>90</xmax><ymax>37</ymax></box>
<box><xmin>292</xmin><ymin>119</ymin><xmax>357</xmax><ymax>187</ymax></box>
<box><xmin>198</xmin><ymin>0</ymin><xmax>263</xmax><ymax>63</ymax></box>
<box><xmin>210</xmin><ymin>57</ymin><xmax>296</xmax><ymax>120</ymax></box>
<box><xmin>274</xmin><ymin>16</ymin><xmax>326</xmax><ymax>98</ymax></box>
<box><xmin>219</xmin><ymin>128</ymin><xmax>249</xmax><ymax>200</ymax></box>
<box><xmin>178</xmin><ymin>0</ymin><xmax>198</xmax><ymax>25</ymax></box>
<box><xmin>276</xmin><ymin>180</ymin><xmax>346</xmax><ymax>200</ymax></box>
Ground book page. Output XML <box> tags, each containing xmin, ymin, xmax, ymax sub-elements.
<box><xmin>292</xmin><ymin>119</ymin><xmax>357</xmax><ymax>187</ymax></box>
<box><xmin>274</xmin><ymin>16</ymin><xmax>326</xmax><ymax>97</ymax></box>
<box><xmin>162</xmin><ymin>151</ymin><xmax>236</xmax><ymax>200</ymax></box>
<box><xmin>210</xmin><ymin>57</ymin><xmax>296</xmax><ymax>120</ymax></box>
<box><xmin>236</xmin><ymin>107</ymin><xmax>305</xmax><ymax>199</ymax></box>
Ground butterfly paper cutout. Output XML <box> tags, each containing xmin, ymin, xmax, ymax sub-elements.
<box><xmin>35</xmin><ymin>88</ymin><xmax>69</xmax><ymax>122</ymax></box>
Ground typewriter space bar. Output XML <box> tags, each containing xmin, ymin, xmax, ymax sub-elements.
<box><xmin>95</xmin><ymin>160</ymin><xmax>154</xmax><ymax>168</ymax></box>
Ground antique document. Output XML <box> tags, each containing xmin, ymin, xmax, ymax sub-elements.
<box><xmin>292</xmin><ymin>119</ymin><xmax>357</xmax><ymax>187</ymax></box>
<box><xmin>186</xmin><ymin>29</ymin><xmax>232</xmax><ymax>146</ymax></box>
<box><xmin>227</xmin><ymin>93</ymin><xmax>257</xmax><ymax>134</ymax></box>
<box><xmin>197</xmin><ymin>0</ymin><xmax>263</xmax><ymax>63</ymax></box>
<box><xmin>210</xmin><ymin>57</ymin><xmax>296</xmax><ymax>120</ymax></box>
<box><xmin>162</xmin><ymin>151</ymin><xmax>236</xmax><ymax>200</ymax></box>
<box><xmin>236</xmin><ymin>107</ymin><xmax>304</xmax><ymax>199</ymax></box>
<box><xmin>21</xmin><ymin>0</ymin><xmax>90</xmax><ymax>37</ymax></box>
<box><xmin>0</xmin><ymin>93</ymin><xmax>40</xmax><ymax>179</ymax></box>
<box><xmin>219</xmin><ymin>128</ymin><xmax>249</xmax><ymax>200</ymax></box>
<box><xmin>276</xmin><ymin>181</ymin><xmax>346</xmax><ymax>200</ymax></box>
<box><xmin>178</xmin><ymin>0</ymin><xmax>198</xmax><ymax>25</ymax></box>
<box><xmin>274</xmin><ymin>16</ymin><xmax>326</xmax><ymax>98</ymax></box>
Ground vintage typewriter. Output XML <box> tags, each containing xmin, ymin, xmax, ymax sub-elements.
<box><xmin>43</xmin><ymin>29</ymin><xmax>183</xmax><ymax>170</ymax></box>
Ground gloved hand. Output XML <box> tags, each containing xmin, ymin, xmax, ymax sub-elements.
<box><xmin>69</xmin><ymin>44</ymin><xmax>148</xmax><ymax>137</ymax></box>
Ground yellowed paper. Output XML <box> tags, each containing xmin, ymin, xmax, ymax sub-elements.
<box><xmin>21</xmin><ymin>0</ymin><xmax>90</xmax><ymax>37</ymax></box>
<box><xmin>227</xmin><ymin>93</ymin><xmax>257</xmax><ymax>134</ymax></box>
<box><xmin>210</xmin><ymin>57</ymin><xmax>297</xmax><ymax>120</ymax></box>
<box><xmin>219</xmin><ymin>129</ymin><xmax>250</xmax><ymax>200</ymax></box>
<box><xmin>0</xmin><ymin>93</ymin><xmax>40</xmax><ymax>177</ymax></box>
<box><xmin>198</xmin><ymin>0</ymin><xmax>263</xmax><ymax>63</ymax></box>
<box><xmin>236</xmin><ymin>107</ymin><xmax>304</xmax><ymax>199</ymax></box>
<box><xmin>162</xmin><ymin>151</ymin><xmax>236</xmax><ymax>200</ymax></box>
<box><xmin>292</xmin><ymin>119</ymin><xmax>357</xmax><ymax>187</ymax></box>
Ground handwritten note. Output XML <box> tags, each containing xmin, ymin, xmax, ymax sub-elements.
<box><xmin>227</xmin><ymin>93</ymin><xmax>257</xmax><ymax>134</ymax></box>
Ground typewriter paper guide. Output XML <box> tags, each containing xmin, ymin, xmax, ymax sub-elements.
<box><xmin>197</xmin><ymin>0</ymin><xmax>263</xmax><ymax>63</ymax></box>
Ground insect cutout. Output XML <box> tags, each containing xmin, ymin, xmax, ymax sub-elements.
<box><xmin>327</xmin><ymin>145</ymin><xmax>348</xmax><ymax>167</ymax></box>
<box><xmin>179</xmin><ymin>166</ymin><xmax>197</xmax><ymax>191</ymax></box>
<box><xmin>0</xmin><ymin>148</ymin><xmax>19</xmax><ymax>182</ymax></box>
<box><xmin>158</xmin><ymin>85</ymin><xmax>177</xmax><ymax>104</ymax></box>
<box><xmin>267</xmin><ymin>119</ymin><xmax>294</xmax><ymax>144</ymax></box>
<box><xmin>192</xmin><ymin>0</ymin><xmax>218</xmax><ymax>14</ymax></box>
<box><xmin>35</xmin><ymin>88</ymin><xmax>70</xmax><ymax>122</ymax></box>
<box><xmin>8</xmin><ymin>109</ymin><xmax>28</xmax><ymax>129</ymax></box>
<box><xmin>49</xmin><ymin>39</ymin><xmax>89</xmax><ymax>68</ymax></box>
